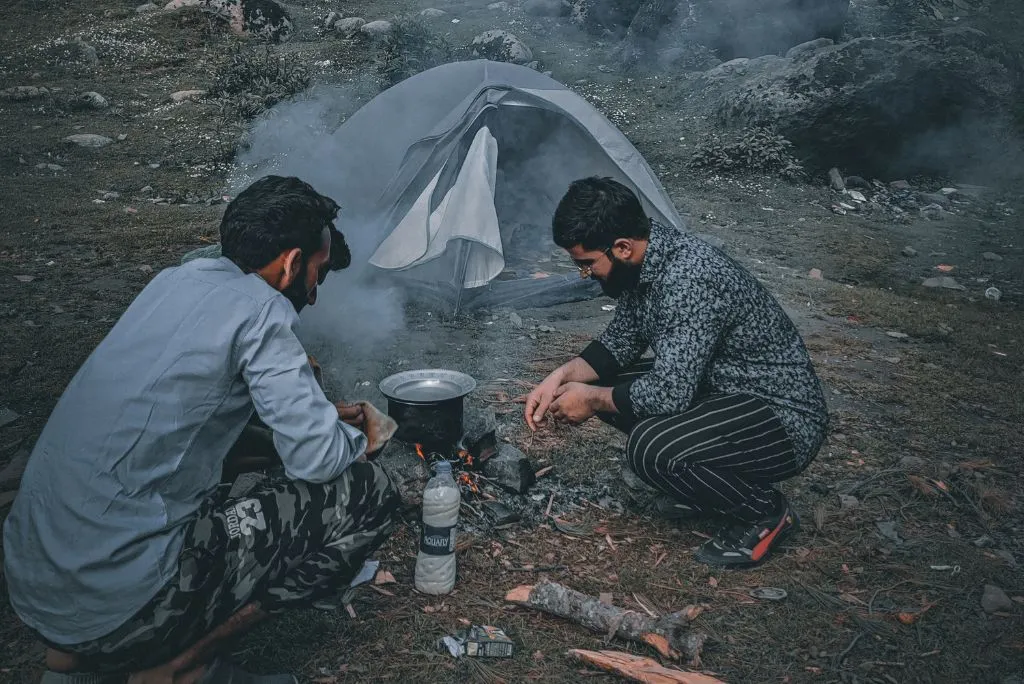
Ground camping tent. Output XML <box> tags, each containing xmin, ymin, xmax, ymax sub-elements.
<box><xmin>219</xmin><ymin>60</ymin><xmax>686</xmax><ymax>311</ymax></box>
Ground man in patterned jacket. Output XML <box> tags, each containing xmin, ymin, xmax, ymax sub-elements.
<box><xmin>524</xmin><ymin>176</ymin><xmax>828</xmax><ymax>569</ymax></box>
<box><xmin>4</xmin><ymin>176</ymin><xmax>401</xmax><ymax>683</ymax></box>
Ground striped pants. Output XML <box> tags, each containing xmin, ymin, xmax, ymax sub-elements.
<box><xmin>601</xmin><ymin>361</ymin><xmax>805</xmax><ymax>522</ymax></box>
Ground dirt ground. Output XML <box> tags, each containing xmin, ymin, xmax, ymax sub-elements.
<box><xmin>1</xmin><ymin>0</ymin><xmax>1023</xmax><ymax>682</ymax></box>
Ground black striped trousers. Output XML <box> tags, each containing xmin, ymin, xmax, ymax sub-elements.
<box><xmin>600</xmin><ymin>360</ymin><xmax>804</xmax><ymax>522</ymax></box>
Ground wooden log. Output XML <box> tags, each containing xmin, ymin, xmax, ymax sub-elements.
<box><xmin>568</xmin><ymin>650</ymin><xmax>725</xmax><ymax>684</ymax></box>
<box><xmin>505</xmin><ymin>582</ymin><xmax>706</xmax><ymax>661</ymax></box>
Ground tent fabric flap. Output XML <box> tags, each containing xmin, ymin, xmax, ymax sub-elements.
<box><xmin>368</xmin><ymin>125</ymin><xmax>504</xmax><ymax>289</ymax></box>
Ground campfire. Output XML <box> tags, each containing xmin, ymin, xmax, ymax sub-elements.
<box><xmin>414</xmin><ymin>442</ymin><xmax>484</xmax><ymax>497</ymax></box>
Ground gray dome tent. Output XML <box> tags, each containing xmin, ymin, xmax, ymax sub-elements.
<box><xmin>204</xmin><ymin>60</ymin><xmax>685</xmax><ymax>311</ymax></box>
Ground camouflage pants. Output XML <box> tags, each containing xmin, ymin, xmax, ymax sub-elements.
<box><xmin>52</xmin><ymin>461</ymin><xmax>400</xmax><ymax>673</ymax></box>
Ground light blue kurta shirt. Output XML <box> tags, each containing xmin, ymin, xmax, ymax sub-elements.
<box><xmin>2</xmin><ymin>257</ymin><xmax>367</xmax><ymax>645</ymax></box>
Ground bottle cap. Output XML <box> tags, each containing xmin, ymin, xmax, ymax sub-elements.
<box><xmin>433</xmin><ymin>460</ymin><xmax>452</xmax><ymax>475</ymax></box>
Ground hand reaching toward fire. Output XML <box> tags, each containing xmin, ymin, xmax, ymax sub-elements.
<box><xmin>336</xmin><ymin>401</ymin><xmax>397</xmax><ymax>456</ymax></box>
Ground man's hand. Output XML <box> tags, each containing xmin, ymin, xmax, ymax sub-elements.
<box><xmin>524</xmin><ymin>370</ymin><xmax>566</xmax><ymax>431</ymax></box>
<box><xmin>549</xmin><ymin>383</ymin><xmax>611</xmax><ymax>425</ymax></box>
<box><xmin>336</xmin><ymin>402</ymin><xmax>365</xmax><ymax>427</ymax></box>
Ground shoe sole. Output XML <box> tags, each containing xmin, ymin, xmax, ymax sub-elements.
<box><xmin>694</xmin><ymin>513</ymin><xmax>801</xmax><ymax>570</ymax></box>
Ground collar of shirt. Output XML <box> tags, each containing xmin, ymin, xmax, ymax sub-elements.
<box><xmin>638</xmin><ymin>219</ymin><xmax>676</xmax><ymax>286</ymax></box>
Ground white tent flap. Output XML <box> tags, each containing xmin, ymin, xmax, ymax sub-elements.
<box><xmin>369</xmin><ymin>126</ymin><xmax>504</xmax><ymax>288</ymax></box>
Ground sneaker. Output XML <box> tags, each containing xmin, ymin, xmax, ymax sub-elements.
<box><xmin>694</xmin><ymin>505</ymin><xmax>800</xmax><ymax>569</ymax></box>
<box><xmin>198</xmin><ymin>658</ymin><xmax>297</xmax><ymax>684</ymax></box>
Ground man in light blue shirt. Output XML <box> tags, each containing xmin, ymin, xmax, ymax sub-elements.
<box><xmin>3</xmin><ymin>176</ymin><xmax>401</xmax><ymax>683</ymax></box>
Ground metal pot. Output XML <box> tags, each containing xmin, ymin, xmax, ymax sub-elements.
<box><xmin>378</xmin><ymin>369</ymin><xmax>477</xmax><ymax>451</ymax></box>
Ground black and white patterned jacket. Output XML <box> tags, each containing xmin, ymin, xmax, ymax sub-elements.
<box><xmin>579</xmin><ymin>220</ymin><xmax>828</xmax><ymax>465</ymax></box>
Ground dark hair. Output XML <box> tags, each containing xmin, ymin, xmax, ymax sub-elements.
<box><xmin>552</xmin><ymin>177</ymin><xmax>650</xmax><ymax>250</ymax></box>
<box><xmin>220</xmin><ymin>175</ymin><xmax>343</xmax><ymax>272</ymax></box>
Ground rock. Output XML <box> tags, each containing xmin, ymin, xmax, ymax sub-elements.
<box><xmin>324</xmin><ymin>10</ymin><xmax>342</xmax><ymax>28</ymax></box>
<box><xmin>785</xmin><ymin>38</ymin><xmax>834</xmax><ymax>59</ymax></box>
<box><xmin>136</xmin><ymin>2</ymin><xmax>159</xmax><ymax>11</ymax></box>
<box><xmin>459</xmin><ymin>408</ymin><xmax>498</xmax><ymax>462</ymax></box>
<box><xmin>710</xmin><ymin>30</ymin><xmax>1017</xmax><ymax>177</ymax></box>
<box><xmin>1</xmin><ymin>86</ymin><xmax>50</xmax><ymax>101</ymax></box>
<box><xmin>981</xmin><ymin>584</ymin><xmax>1013</xmax><ymax>614</ymax></box>
<box><xmin>36</xmin><ymin>163</ymin><xmax>65</xmax><ymax>171</ymax></box>
<box><xmin>171</xmin><ymin>89</ymin><xmax>206</xmax><ymax>103</ymax></box>
<box><xmin>890</xmin><ymin>180</ymin><xmax>911</xmax><ymax>190</ymax></box>
<box><xmin>482</xmin><ymin>443</ymin><xmax>536</xmax><ymax>494</ymax></box>
<box><xmin>74</xmin><ymin>39</ymin><xmax>99</xmax><ymax>66</ymax></box>
<box><xmin>918</xmin><ymin>192</ymin><xmax>952</xmax><ymax>209</ymax></box>
<box><xmin>974</xmin><ymin>535</ymin><xmax>994</xmax><ymax>548</ymax></box>
<box><xmin>596</xmin><ymin>0</ymin><xmax>849</xmax><ymax>66</ymax></box>
<box><xmin>470</xmin><ymin>30</ymin><xmax>533</xmax><ymax>64</ymax></box>
<box><xmin>481</xmin><ymin>500</ymin><xmax>521</xmax><ymax>526</ymax></box>
<box><xmin>808</xmin><ymin>268</ymin><xmax>823</xmax><ymax>280</ymax></box>
<box><xmin>876</xmin><ymin>520</ymin><xmax>903</xmax><ymax>544</ymax></box>
<box><xmin>922</xmin><ymin>276</ymin><xmax>965</xmax><ymax>290</ymax></box>
<box><xmin>899</xmin><ymin>455</ymin><xmax>925</xmax><ymax>470</ymax></box>
<box><xmin>167</xmin><ymin>0</ymin><xmax>293</xmax><ymax>42</ymax></box>
<box><xmin>901</xmin><ymin>246</ymin><xmax>918</xmax><ymax>257</ymax></box>
<box><xmin>359</xmin><ymin>20</ymin><xmax>393</xmax><ymax>37</ymax></box>
<box><xmin>886</xmin><ymin>331</ymin><xmax>909</xmax><ymax>339</ymax></box>
<box><xmin>828</xmin><ymin>167</ymin><xmax>845</xmax><ymax>191</ymax></box>
<box><xmin>140</xmin><ymin>185</ymin><xmax>155</xmax><ymax>195</ymax></box>
<box><xmin>335</xmin><ymin>17</ymin><xmax>366</xmax><ymax>37</ymax></box>
<box><xmin>65</xmin><ymin>134</ymin><xmax>114</xmax><ymax>148</ymax></box>
<box><xmin>419</xmin><ymin>8</ymin><xmax>447</xmax><ymax>18</ymax></box>
<box><xmin>919</xmin><ymin>204</ymin><xmax>948</xmax><ymax>221</ymax></box>
<box><xmin>982</xmin><ymin>252</ymin><xmax>1003</xmax><ymax>262</ymax></box>
<box><xmin>985</xmin><ymin>287</ymin><xmax>1002</xmax><ymax>302</ymax></box>
<box><xmin>75</xmin><ymin>91</ymin><xmax>108</xmax><ymax>109</ymax></box>
<box><xmin>839</xmin><ymin>494</ymin><xmax>858</xmax><ymax>511</ymax></box>
<box><xmin>0</xmin><ymin>407</ymin><xmax>21</xmax><ymax>430</ymax></box>
<box><xmin>101</xmin><ymin>191</ymin><xmax>120</xmax><ymax>201</ymax></box>
<box><xmin>509</xmin><ymin>312</ymin><xmax>523</xmax><ymax>328</ymax></box>
<box><xmin>487</xmin><ymin>1</ymin><xmax>509</xmax><ymax>9</ymax></box>
<box><xmin>845</xmin><ymin>175</ymin><xmax>871</xmax><ymax>190</ymax></box>
<box><xmin>524</xmin><ymin>0</ymin><xmax>569</xmax><ymax>17</ymax></box>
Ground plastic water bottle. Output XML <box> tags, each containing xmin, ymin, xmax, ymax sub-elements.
<box><xmin>415</xmin><ymin>460</ymin><xmax>460</xmax><ymax>595</ymax></box>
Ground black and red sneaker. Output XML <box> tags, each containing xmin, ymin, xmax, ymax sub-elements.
<box><xmin>694</xmin><ymin>504</ymin><xmax>800</xmax><ymax>569</ymax></box>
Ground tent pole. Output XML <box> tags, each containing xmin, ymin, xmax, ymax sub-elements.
<box><xmin>453</xmin><ymin>239</ymin><xmax>471</xmax><ymax>317</ymax></box>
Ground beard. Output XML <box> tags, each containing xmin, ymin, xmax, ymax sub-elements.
<box><xmin>281</xmin><ymin>258</ymin><xmax>313</xmax><ymax>313</ymax></box>
<box><xmin>598</xmin><ymin>256</ymin><xmax>643</xmax><ymax>298</ymax></box>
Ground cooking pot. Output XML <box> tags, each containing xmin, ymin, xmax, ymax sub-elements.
<box><xmin>378</xmin><ymin>369</ymin><xmax>477</xmax><ymax>451</ymax></box>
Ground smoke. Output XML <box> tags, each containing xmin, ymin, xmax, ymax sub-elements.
<box><xmin>228</xmin><ymin>82</ymin><xmax>408</xmax><ymax>389</ymax></box>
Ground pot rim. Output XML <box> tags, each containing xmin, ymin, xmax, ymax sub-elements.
<box><xmin>379</xmin><ymin>369</ymin><xmax>476</xmax><ymax>403</ymax></box>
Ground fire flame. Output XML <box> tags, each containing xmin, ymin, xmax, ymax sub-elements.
<box><xmin>414</xmin><ymin>443</ymin><xmax>425</xmax><ymax>460</ymax></box>
<box><xmin>458</xmin><ymin>449</ymin><xmax>473</xmax><ymax>467</ymax></box>
<box><xmin>458</xmin><ymin>471</ymin><xmax>479</xmax><ymax>493</ymax></box>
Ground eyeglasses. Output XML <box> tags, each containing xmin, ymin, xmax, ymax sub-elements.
<box><xmin>573</xmin><ymin>247</ymin><xmax>613</xmax><ymax>279</ymax></box>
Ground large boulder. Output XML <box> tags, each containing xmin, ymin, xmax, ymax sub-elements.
<box><xmin>165</xmin><ymin>0</ymin><xmax>293</xmax><ymax>42</ymax></box>
<box><xmin>704</xmin><ymin>29</ymin><xmax>1018</xmax><ymax>177</ymax></box>
<box><xmin>470</xmin><ymin>30</ymin><xmax>533</xmax><ymax>64</ymax></box>
<box><xmin>571</xmin><ymin>0</ymin><xmax>850</xmax><ymax>65</ymax></box>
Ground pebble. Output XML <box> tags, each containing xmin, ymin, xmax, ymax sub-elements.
<box><xmin>487</xmin><ymin>2</ymin><xmax>510</xmax><ymax>9</ymax></box>
<box><xmin>538</xmin><ymin>325</ymin><xmax>555</xmax><ymax>333</ymax></box>
<box><xmin>981</xmin><ymin>584</ymin><xmax>1013</xmax><ymax>614</ymax></box>
<box><xmin>839</xmin><ymin>494</ymin><xmax>858</xmax><ymax>511</ymax></box>
<box><xmin>77</xmin><ymin>91</ymin><xmax>109</xmax><ymax>109</ymax></box>
<box><xmin>918</xmin><ymin>192</ymin><xmax>952</xmax><ymax>209</ymax></box>
<box><xmin>509</xmin><ymin>312</ymin><xmax>523</xmax><ymax>328</ymax></box>
<box><xmin>136</xmin><ymin>2</ymin><xmax>159</xmax><ymax>12</ymax></box>
<box><xmin>889</xmin><ymin>180</ymin><xmax>911</xmax><ymax>190</ymax></box>
<box><xmin>982</xmin><ymin>252</ymin><xmax>1003</xmax><ymax>262</ymax></box>
<box><xmin>140</xmin><ymin>185</ymin><xmax>155</xmax><ymax>195</ymax></box>
<box><xmin>359</xmin><ymin>20</ymin><xmax>394</xmax><ymax>37</ymax></box>
<box><xmin>974</xmin><ymin>535</ymin><xmax>994</xmax><ymax>548</ymax></box>
<box><xmin>845</xmin><ymin>175</ymin><xmax>871</xmax><ymax>189</ymax></box>
<box><xmin>36</xmin><ymin>163</ymin><xmax>65</xmax><ymax>171</ymax></box>
<box><xmin>101</xmin><ymin>191</ymin><xmax>120</xmax><ymax>201</ymax></box>
<box><xmin>985</xmin><ymin>287</ymin><xmax>1001</xmax><ymax>301</ymax></box>
<box><xmin>922</xmin><ymin>276</ymin><xmax>965</xmax><ymax>290</ymax></box>
<box><xmin>170</xmin><ymin>89</ymin><xmax>206</xmax><ymax>103</ymax></box>
<box><xmin>899</xmin><ymin>455</ymin><xmax>925</xmax><ymax>469</ymax></box>
<box><xmin>828</xmin><ymin>167</ymin><xmax>845</xmax><ymax>191</ymax></box>
<box><xmin>886</xmin><ymin>331</ymin><xmax>909</xmax><ymax>339</ymax></box>
<box><xmin>335</xmin><ymin>17</ymin><xmax>366</xmax><ymax>37</ymax></box>
<box><xmin>920</xmin><ymin>204</ymin><xmax>948</xmax><ymax>220</ymax></box>
<box><xmin>901</xmin><ymin>246</ymin><xmax>918</xmax><ymax>257</ymax></box>
<box><xmin>323</xmin><ymin>11</ymin><xmax>342</xmax><ymax>28</ymax></box>
<box><xmin>808</xmin><ymin>268</ymin><xmax>823</xmax><ymax>280</ymax></box>
<box><xmin>419</xmin><ymin>8</ymin><xmax>447</xmax><ymax>17</ymax></box>
<box><xmin>65</xmin><ymin>133</ymin><xmax>114</xmax><ymax>148</ymax></box>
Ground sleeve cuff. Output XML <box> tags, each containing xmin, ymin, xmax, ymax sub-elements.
<box><xmin>579</xmin><ymin>340</ymin><xmax>621</xmax><ymax>381</ymax></box>
<box><xmin>611</xmin><ymin>381</ymin><xmax>638</xmax><ymax>424</ymax></box>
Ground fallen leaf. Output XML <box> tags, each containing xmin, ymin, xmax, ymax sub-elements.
<box><xmin>374</xmin><ymin>570</ymin><xmax>396</xmax><ymax>585</ymax></box>
<box><xmin>935</xmin><ymin>264</ymin><xmax>955</xmax><ymax>272</ymax></box>
<box><xmin>708</xmin><ymin>577</ymin><xmax>719</xmax><ymax>588</ymax></box>
<box><xmin>898</xmin><ymin>612</ymin><xmax>918</xmax><ymax>625</ymax></box>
